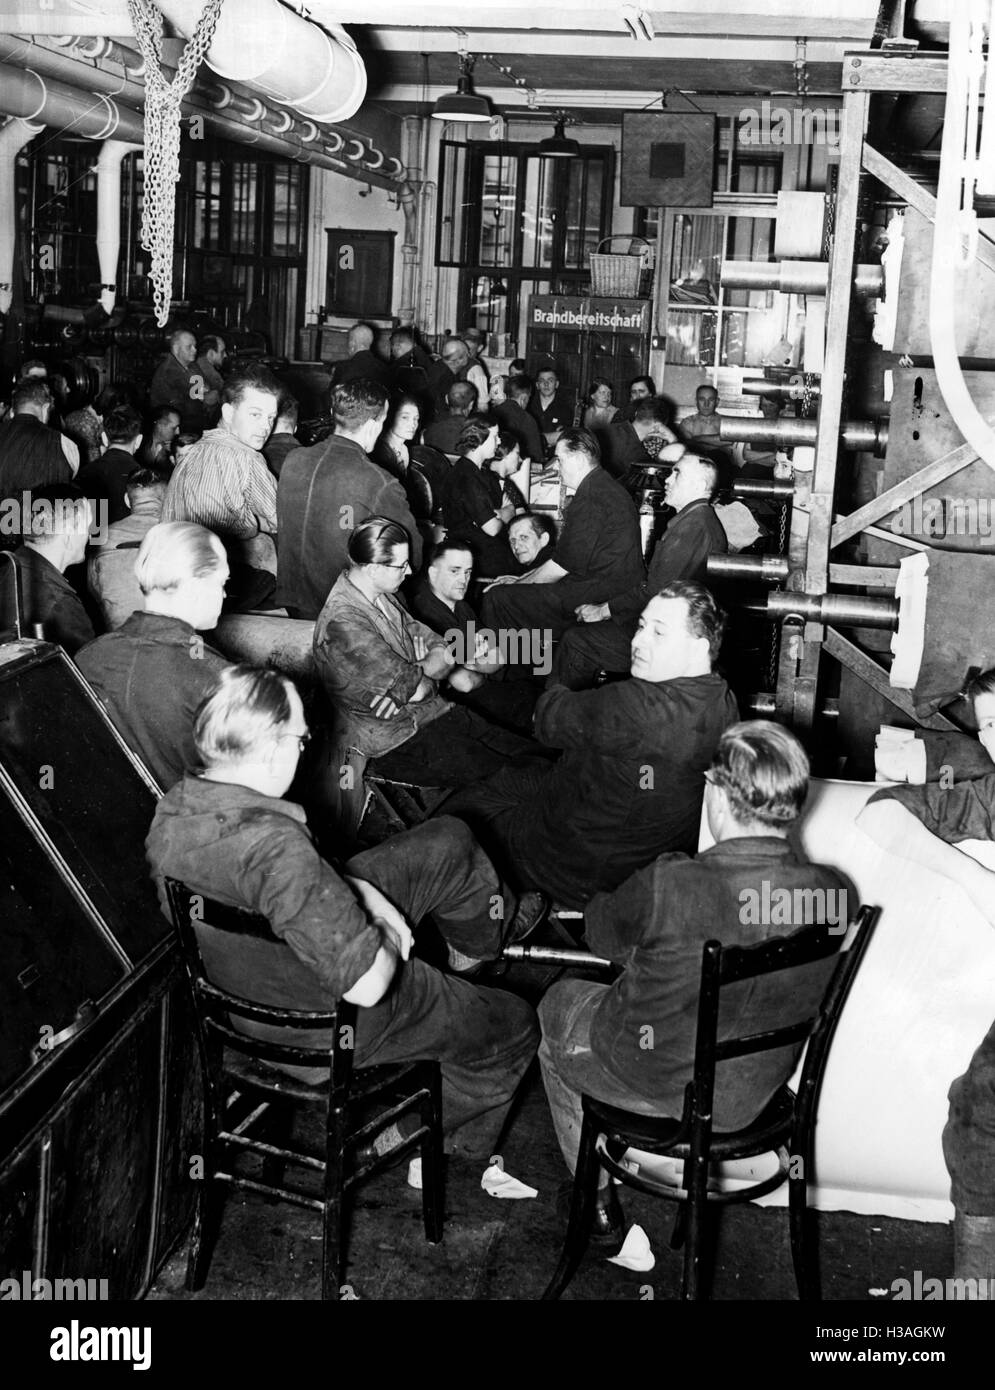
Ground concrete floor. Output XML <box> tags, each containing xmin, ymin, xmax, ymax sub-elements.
<box><xmin>147</xmin><ymin>950</ymin><xmax>954</xmax><ymax>1306</ymax></box>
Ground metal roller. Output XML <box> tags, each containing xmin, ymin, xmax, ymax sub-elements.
<box><xmin>719</xmin><ymin>415</ymin><xmax>889</xmax><ymax>456</ymax></box>
<box><xmin>746</xmin><ymin>692</ymin><xmax>838</xmax><ymax>719</ymax></box>
<box><xmin>732</xmin><ymin>477</ymin><xmax>795</xmax><ymax>500</ymax></box>
<box><xmin>720</xmin><ymin>258</ymin><xmax>884</xmax><ymax>297</ymax></box>
<box><xmin>742</xmin><ymin>379</ymin><xmax>822</xmax><ymax>399</ymax></box>
<box><xmin>765</xmin><ymin>590</ymin><xmax>900</xmax><ymax>631</ymax></box>
<box><xmin>707</xmin><ymin>554</ymin><xmax>790</xmax><ymax>584</ymax></box>
<box><xmin>501</xmin><ymin>944</ymin><xmax>613</xmax><ymax>970</ymax></box>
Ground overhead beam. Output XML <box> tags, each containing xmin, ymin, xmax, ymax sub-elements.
<box><xmin>843</xmin><ymin>52</ymin><xmax>953</xmax><ymax>93</ymax></box>
<box><xmin>373</xmin><ymin>82</ymin><xmax>846</xmax><ymax>109</ymax></box>
<box><xmin>311</xmin><ymin>0</ymin><xmax>877</xmax><ymax>40</ymax></box>
<box><xmin>362</xmin><ymin>29</ymin><xmax>851</xmax><ymax>61</ymax></box>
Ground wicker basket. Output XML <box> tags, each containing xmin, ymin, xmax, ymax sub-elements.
<box><xmin>589</xmin><ymin>235</ymin><xmax>652</xmax><ymax>298</ymax></box>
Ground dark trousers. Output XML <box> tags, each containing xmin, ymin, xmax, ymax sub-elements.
<box><xmin>369</xmin><ymin>704</ymin><xmax>542</xmax><ymax>788</ymax></box>
<box><xmin>346</xmin><ymin>817</ymin><xmax>539</xmax><ymax>1157</ymax></box>
<box><xmin>538</xmin><ymin>979</ymin><xmax>668</xmax><ymax>1177</ymax></box>
<box><xmin>549</xmin><ymin>617</ymin><xmax>634</xmax><ymax>690</ymax></box>
<box><xmin>481</xmin><ymin>581</ymin><xmax>585</xmax><ymax>644</ymax></box>
<box><xmin>441</xmin><ymin>762</ymin><xmax>566</xmax><ymax>902</ymax></box>
<box><xmin>457</xmin><ymin>675</ymin><xmax>542</xmax><ymax>737</ymax></box>
<box><xmin>944</xmin><ymin>1016</ymin><xmax>995</xmax><ymax>1215</ymax></box>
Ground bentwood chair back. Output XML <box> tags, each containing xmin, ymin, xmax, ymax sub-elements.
<box><xmin>542</xmin><ymin>904</ymin><xmax>880</xmax><ymax>1300</ymax></box>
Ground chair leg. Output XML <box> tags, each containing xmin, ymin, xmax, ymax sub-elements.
<box><xmin>420</xmin><ymin>1063</ymin><xmax>445</xmax><ymax>1245</ymax></box>
<box><xmin>260</xmin><ymin>1100</ymin><xmax>294</xmax><ymax>1194</ymax></box>
<box><xmin>669</xmin><ymin>1203</ymin><xmax>688</xmax><ymax>1250</ymax></box>
<box><xmin>540</xmin><ymin>1113</ymin><xmax>601</xmax><ymax>1301</ymax></box>
<box><xmin>789</xmin><ymin>1167</ymin><xmax>820</xmax><ymax>1300</ymax></box>
<box><xmin>681</xmin><ymin>1151</ymin><xmax>711</xmax><ymax>1301</ymax></box>
<box><xmin>321</xmin><ymin>1106</ymin><xmax>348</xmax><ymax>1301</ymax></box>
<box><xmin>185</xmin><ymin>1175</ymin><xmax>226</xmax><ymax>1292</ymax></box>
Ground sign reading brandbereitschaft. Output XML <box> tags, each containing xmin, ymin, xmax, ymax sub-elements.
<box><xmin>529</xmin><ymin>296</ymin><xmax>651</xmax><ymax>333</ymax></box>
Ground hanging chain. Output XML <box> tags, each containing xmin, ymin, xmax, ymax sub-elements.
<box><xmin>127</xmin><ymin>0</ymin><xmax>226</xmax><ymax>325</ymax></box>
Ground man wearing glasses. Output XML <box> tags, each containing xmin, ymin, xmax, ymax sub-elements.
<box><xmin>147</xmin><ymin>664</ymin><xmax>542</xmax><ymax>1167</ymax></box>
<box><xmin>313</xmin><ymin>517</ymin><xmax>542</xmax><ymax>797</ymax></box>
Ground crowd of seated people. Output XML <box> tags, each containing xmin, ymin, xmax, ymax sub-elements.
<box><xmin>22</xmin><ymin>328</ymin><xmax>986</xmax><ymax>1278</ymax></box>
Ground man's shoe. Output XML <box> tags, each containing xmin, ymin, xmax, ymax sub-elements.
<box><xmin>505</xmin><ymin>891</ymin><xmax>549</xmax><ymax>946</ymax></box>
<box><xmin>447</xmin><ymin>944</ymin><xmax>486</xmax><ymax>976</ymax></box>
<box><xmin>556</xmin><ymin>1179</ymin><xmax>627</xmax><ymax>1248</ymax></box>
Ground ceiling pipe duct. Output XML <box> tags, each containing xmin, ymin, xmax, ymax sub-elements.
<box><xmin>0</xmin><ymin>116</ymin><xmax>45</xmax><ymax>315</ymax></box>
<box><xmin>0</xmin><ymin>37</ymin><xmax>404</xmax><ymax>189</ymax></box>
<box><xmin>95</xmin><ymin>139</ymin><xmax>143</xmax><ymax>316</ymax></box>
<box><xmin>0</xmin><ymin>64</ymin><xmax>145</xmax><ymax>141</ymax></box>
<box><xmin>153</xmin><ymin>0</ymin><xmax>367</xmax><ymax>124</ymax></box>
<box><xmin>48</xmin><ymin>32</ymin><xmax>146</xmax><ymax>78</ymax></box>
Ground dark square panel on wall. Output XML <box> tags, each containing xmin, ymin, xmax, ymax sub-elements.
<box><xmin>621</xmin><ymin>112</ymin><xmax>716</xmax><ymax>208</ymax></box>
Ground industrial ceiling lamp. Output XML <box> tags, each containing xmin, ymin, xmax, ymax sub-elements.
<box><xmin>431</xmin><ymin>52</ymin><xmax>492</xmax><ymax>123</ymax></box>
<box><xmin>538</xmin><ymin>116</ymin><xmax>580</xmax><ymax>159</ymax></box>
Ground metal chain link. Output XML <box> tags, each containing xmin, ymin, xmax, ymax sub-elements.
<box><xmin>127</xmin><ymin>0</ymin><xmax>226</xmax><ymax>325</ymax></box>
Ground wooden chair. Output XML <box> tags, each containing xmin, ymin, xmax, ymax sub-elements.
<box><xmin>542</xmin><ymin>904</ymin><xmax>880</xmax><ymax>1301</ymax></box>
<box><xmin>163</xmin><ymin>878</ymin><xmax>445</xmax><ymax>1301</ymax></box>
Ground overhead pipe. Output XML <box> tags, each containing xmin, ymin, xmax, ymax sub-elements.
<box><xmin>0</xmin><ymin>116</ymin><xmax>45</xmax><ymax>315</ymax></box>
<box><xmin>154</xmin><ymin>0</ymin><xmax>367</xmax><ymax>124</ymax></box>
<box><xmin>0</xmin><ymin>38</ymin><xmax>403</xmax><ymax>190</ymax></box>
<box><xmin>721</xmin><ymin>259</ymin><xmax>884</xmax><ymax>298</ymax></box>
<box><xmin>48</xmin><ymin>32</ymin><xmax>146</xmax><ymax>79</ymax></box>
<box><xmin>95</xmin><ymin>139</ymin><xmax>143</xmax><ymax>316</ymax></box>
<box><xmin>201</xmin><ymin>80</ymin><xmax>395</xmax><ymax>168</ymax></box>
<box><xmin>0</xmin><ymin>65</ymin><xmax>145</xmax><ymax>141</ymax></box>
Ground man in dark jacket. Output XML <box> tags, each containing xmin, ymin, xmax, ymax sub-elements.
<box><xmin>538</xmin><ymin>719</ymin><xmax>853</xmax><ymax>1237</ymax></box>
<box><xmin>275</xmin><ymin>379</ymin><xmax>422</xmax><ymax>619</ymax></box>
<box><xmin>445</xmin><ymin>580</ymin><xmax>739</xmax><ymax>908</ymax></box>
<box><xmin>551</xmin><ymin>452</ymin><xmax>728</xmax><ymax>688</ymax></box>
<box><xmin>76</xmin><ymin>521</ymin><xmax>231</xmax><ymax>789</ymax></box>
<box><xmin>0</xmin><ymin>379</ymin><xmax>78</xmax><ymax>503</ymax></box>
<box><xmin>0</xmin><ymin>483</ymin><xmax>94</xmax><ymax>653</ymax></box>
<box><xmin>494</xmin><ymin>375</ymin><xmax>544</xmax><ymax>464</ymax></box>
<box><xmin>78</xmin><ymin>404</ymin><xmax>144</xmax><ymax>526</ymax></box>
<box><xmin>480</xmin><ymin>428</ymin><xmax>643</xmax><ymax>652</ymax></box>
<box><xmin>330</xmin><ymin>323</ymin><xmax>389</xmax><ymax>387</ymax></box>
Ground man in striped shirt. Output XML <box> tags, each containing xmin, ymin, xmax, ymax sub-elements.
<box><xmin>163</xmin><ymin>363</ymin><xmax>280</xmax><ymax>606</ymax></box>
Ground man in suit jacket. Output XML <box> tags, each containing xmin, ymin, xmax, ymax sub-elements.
<box><xmin>480</xmin><ymin>429</ymin><xmax>643</xmax><ymax>655</ymax></box>
<box><xmin>275</xmin><ymin>380</ymin><xmax>422</xmax><ymax>619</ymax></box>
<box><xmin>551</xmin><ymin>453</ymin><xmax>728</xmax><ymax>688</ymax></box>
<box><xmin>330</xmin><ymin>322</ymin><xmax>389</xmax><ymax>387</ymax></box>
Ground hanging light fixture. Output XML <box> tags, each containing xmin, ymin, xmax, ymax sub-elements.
<box><xmin>431</xmin><ymin>52</ymin><xmax>493</xmax><ymax>123</ymax></box>
<box><xmin>538</xmin><ymin>116</ymin><xmax>580</xmax><ymax>159</ymax></box>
